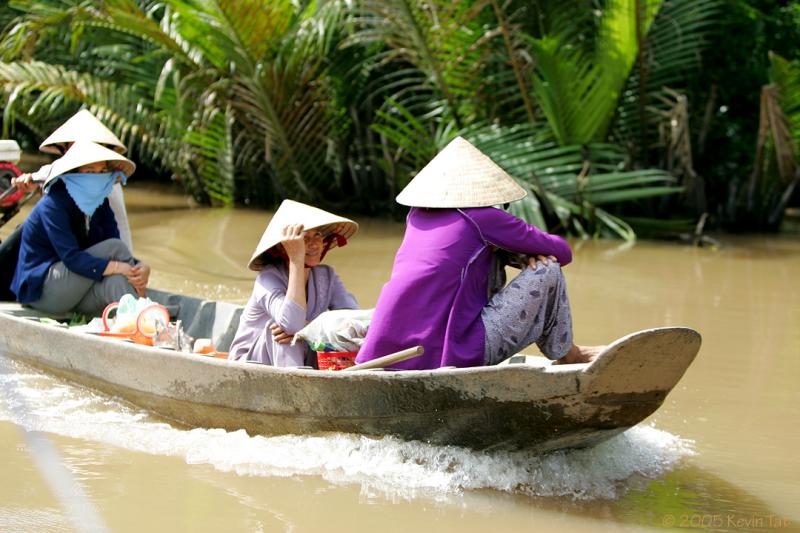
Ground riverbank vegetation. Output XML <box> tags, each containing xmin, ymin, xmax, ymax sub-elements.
<box><xmin>0</xmin><ymin>0</ymin><xmax>797</xmax><ymax>239</ymax></box>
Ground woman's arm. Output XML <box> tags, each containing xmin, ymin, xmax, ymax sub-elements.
<box><xmin>264</xmin><ymin>290</ymin><xmax>306</xmax><ymax>334</ymax></box>
<box><xmin>261</xmin><ymin>289</ymin><xmax>309</xmax><ymax>366</ymax></box>
<box><xmin>469</xmin><ymin>208</ymin><xmax>572</xmax><ymax>266</ymax></box>
<box><xmin>39</xmin><ymin>199</ymin><xmax>110</xmax><ymax>280</ymax></box>
<box><xmin>281</xmin><ymin>223</ymin><xmax>308</xmax><ymax>311</ymax></box>
<box><xmin>91</xmin><ymin>200</ymin><xmax>147</xmax><ymax>293</ymax></box>
<box><xmin>269</xmin><ymin>266</ymin><xmax>358</xmax><ymax>346</ymax></box>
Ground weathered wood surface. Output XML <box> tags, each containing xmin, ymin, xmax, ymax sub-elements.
<box><xmin>0</xmin><ymin>295</ymin><xmax>701</xmax><ymax>452</ymax></box>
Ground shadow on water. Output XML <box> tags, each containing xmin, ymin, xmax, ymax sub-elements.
<box><xmin>617</xmin><ymin>465</ymin><xmax>796</xmax><ymax>530</ymax></box>
<box><xmin>493</xmin><ymin>465</ymin><xmax>794</xmax><ymax>531</ymax></box>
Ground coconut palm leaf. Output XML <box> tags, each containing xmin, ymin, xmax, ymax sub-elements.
<box><xmin>0</xmin><ymin>1</ymin><xmax>210</xmax><ymax>174</ymax></box>
<box><xmin>184</xmin><ymin>104</ymin><xmax>235</xmax><ymax>204</ymax></box>
<box><xmin>0</xmin><ymin>0</ymin><xmax>701</xmax><ymax>235</ymax></box>
<box><xmin>466</xmin><ymin>124</ymin><xmax>679</xmax><ymax>239</ymax></box>
<box><xmin>468</xmin><ymin>124</ymin><xmax>678</xmax><ymax>197</ymax></box>
<box><xmin>613</xmin><ymin>0</ymin><xmax>721</xmax><ymax>145</ymax></box>
<box><xmin>719</xmin><ymin>53</ymin><xmax>800</xmax><ymax>230</ymax></box>
<box><xmin>0</xmin><ymin>60</ymin><xmax>177</xmax><ymax>156</ymax></box>
<box><xmin>742</xmin><ymin>53</ymin><xmax>800</xmax><ymax>225</ymax></box>
<box><xmin>184</xmin><ymin>0</ymin><xmax>345</xmax><ymax>199</ymax></box>
<box><xmin>1</xmin><ymin>0</ymin><xmax>351</xmax><ymax>204</ymax></box>
<box><xmin>346</xmin><ymin>0</ymin><xmax>489</xmax><ymax>126</ymax></box>
<box><xmin>525</xmin><ymin>0</ymin><xmax>663</xmax><ymax>145</ymax></box>
<box><xmin>768</xmin><ymin>53</ymin><xmax>800</xmax><ymax>152</ymax></box>
<box><xmin>481</xmin><ymin>0</ymin><xmax>538</xmax><ymax>124</ymax></box>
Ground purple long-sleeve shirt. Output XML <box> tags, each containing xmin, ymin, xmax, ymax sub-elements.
<box><xmin>228</xmin><ymin>263</ymin><xmax>358</xmax><ymax>366</ymax></box>
<box><xmin>355</xmin><ymin>207</ymin><xmax>572</xmax><ymax>369</ymax></box>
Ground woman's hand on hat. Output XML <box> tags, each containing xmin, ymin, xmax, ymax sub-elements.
<box><xmin>281</xmin><ymin>223</ymin><xmax>306</xmax><ymax>265</ymax></box>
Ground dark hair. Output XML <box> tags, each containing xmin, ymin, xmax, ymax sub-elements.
<box><xmin>250</xmin><ymin>233</ymin><xmax>344</xmax><ymax>271</ymax></box>
<box><xmin>251</xmin><ymin>247</ymin><xmax>286</xmax><ymax>270</ymax></box>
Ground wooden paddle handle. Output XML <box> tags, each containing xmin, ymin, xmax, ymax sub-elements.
<box><xmin>342</xmin><ymin>346</ymin><xmax>424</xmax><ymax>372</ymax></box>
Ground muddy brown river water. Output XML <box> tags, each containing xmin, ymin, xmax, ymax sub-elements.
<box><xmin>1</xmin><ymin>184</ymin><xmax>798</xmax><ymax>532</ymax></box>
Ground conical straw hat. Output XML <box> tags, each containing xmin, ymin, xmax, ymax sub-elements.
<box><xmin>248</xmin><ymin>200</ymin><xmax>358</xmax><ymax>271</ymax></box>
<box><xmin>396</xmin><ymin>136</ymin><xmax>526</xmax><ymax>208</ymax></box>
<box><xmin>40</xmin><ymin>109</ymin><xmax>127</xmax><ymax>155</ymax></box>
<box><xmin>43</xmin><ymin>141</ymin><xmax>136</xmax><ymax>188</ymax></box>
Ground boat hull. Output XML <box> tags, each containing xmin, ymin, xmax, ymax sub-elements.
<box><xmin>0</xmin><ymin>304</ymin><xmax>701</xmax><ymax>452</ymax></box>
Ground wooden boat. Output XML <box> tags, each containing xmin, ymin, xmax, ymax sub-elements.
<box><xmin>0</xmin><ymin>289</ymin><xmax>701</xmax><ymax>453</ymax></box>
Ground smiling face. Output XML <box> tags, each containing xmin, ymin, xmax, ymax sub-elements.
<box><xmin>302</xmin><ymin>229</ymin><xmax>325</xmax><ymax>267</ymax></box>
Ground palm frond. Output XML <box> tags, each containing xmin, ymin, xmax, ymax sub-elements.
<box><xmin>464</xmin><ymin>123</ymin><xmax>679</xmax><ymax>239</ymax></box>
<box><xmin>769</xmin><ymin>52</ymin><xmax>800</xmax><ymax>152</ymax></box>
<box><xmin>184</xmin><ymin>104</ymin><xmax>235</xmax><ymax>204</ymax></box>
<box><xmin>526</xmin><ymin>0</ymin><xmax>663</xmax><ymax>145</ymax></box>
<box><xmin>613</xmin><ymin>0</ymin><xmax>721</xmax><ymax>145</ymax></box>
<box><xmin>346</xmin><ymin>0</ymin><xmax>489</xmax><ymax>126</ymax></box>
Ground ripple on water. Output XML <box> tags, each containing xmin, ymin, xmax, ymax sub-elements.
<box><xmin>0</xmin><ymin>361</ymin><xmax>694</xmax><ymax>501</ymax></box>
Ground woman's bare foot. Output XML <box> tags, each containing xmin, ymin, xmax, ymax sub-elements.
<box><xmin>554</xmin><ymin>344</ymin><xmax>606</xmax><ymax>364</ymax></box>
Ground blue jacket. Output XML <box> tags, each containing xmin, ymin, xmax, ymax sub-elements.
<box><xmin>11</xmin><ymin>180</ymin><xmax>121</xmax><ymax>303</ymax></box>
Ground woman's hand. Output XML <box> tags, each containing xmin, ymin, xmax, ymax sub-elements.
<box><xmin>126</xmin><ymin>262</ymin><xmax>151</xmax><ymax>297</ymax></box>
<box><xmin>104</xmin><ymin>260</ymin><xmax>133</xmax><ymax>277</ymax></box>
<box><xmin>528</xmin><ymin>255</ymin><xmax>558</xmax><ymax>269</ymax></box>
<box><xmin>269</xmin><ymin>323</ymin><xmax>294</xmax><ymax>345</ymax></box>
<box><xmin>11</xmin><ymin>174</ymin><xmax>40</xmax><ymax>193</ymax></box>
<box><xmin>282</xmin><ymin>223</ymin><xmax>309</xmax><ymax>311</ymax></box>
<box><xmin>281</xmin><ymin>223</ymin><xmax>306</xmax><ymax>265</ymax></box>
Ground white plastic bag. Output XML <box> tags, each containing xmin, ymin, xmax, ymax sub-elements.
<box><xmin>293</xmin><ymin>308</ymin><xmax>373</xmax><ymax>352</ymax></box>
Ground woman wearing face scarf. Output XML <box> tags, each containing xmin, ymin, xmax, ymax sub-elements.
<box><xmin>1</xmin><ymin>109</ymin><xmax>134</xmax><ymax>301</ymax></box>
<box><xmin>10</xmin><ymin>141</ymin><xmax>149</xmax><ymax>315</ymax></box>
<box><xmin>10</xmin><ymin>109</ymin><xmax>134</xmax><ymax>251</ymax></box>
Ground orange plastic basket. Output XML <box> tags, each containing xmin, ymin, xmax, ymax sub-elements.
<box><xmin>317</xmin><ymin>351</ymin><xmax>357</xmax><ymax>371</ymax></box>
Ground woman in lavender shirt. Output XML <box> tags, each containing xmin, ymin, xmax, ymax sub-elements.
<box><xmin>356</xmin><ymin>137</ymin><xmax>603</xmax><ymax>370</ymax></box>
<box><xmin>228</xmin><ymin>200</ymin><xmax>359</xmax><ymax>367</ymax></box>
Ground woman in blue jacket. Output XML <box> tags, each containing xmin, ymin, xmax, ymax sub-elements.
<box><xmin>11</xmin><ymin>141</ymin><xmax>149</xmax><ymax>315</ymax></box>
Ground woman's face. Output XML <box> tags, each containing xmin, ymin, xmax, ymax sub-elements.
<box><xmin>77</xmin><ymin>161</ymin><xmax>109</xmax><ymax>173</ymax></box>
<box><xmin>303</xmin><ymin>230</ymin><xmax>325</xmax><ymax>267</ymax></box>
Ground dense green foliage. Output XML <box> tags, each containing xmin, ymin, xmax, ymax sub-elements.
<box><xmin>0</xmin><ymin>0</ymin><xmax>797</xmax><ymax>238</ymax></box>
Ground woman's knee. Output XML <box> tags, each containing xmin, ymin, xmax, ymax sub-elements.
<box><xmin>103</xmin><ymin>238</ymin><xmax>130</xmax><ymax>256</ymax></box>
<box><xmin>106</xmin><ymin>273</ymin><xmax>136</xmax><ymax>296</ymax></box>
<box><xmin>514</xmin><ymin>260</ymin><xmax>562</xmax><ymax>288</ymax></box>
<box><xmin>533</xmin><ymin>260</ymin><xmax>563</xmax><ymax>284</ymax></box>
<box><xmin>87</xmin><ymin>238</ymin><xmax>133</xmax><ymax>261</ymax></box>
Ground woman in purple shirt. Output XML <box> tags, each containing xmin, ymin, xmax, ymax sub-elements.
<box><xmin>228</xmin><ymin>200</ymin><xmax>359</xmax><ymax>367</ymax></box>
<box><xmin>356</xmin><ymin>137</ymin><xmax>602</xmax><ymax>370</ymax></box>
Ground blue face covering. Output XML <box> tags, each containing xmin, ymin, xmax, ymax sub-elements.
<box><xmin>54</xmin><ymin>170</ymin><xmax>127</xmax><ymax>216</ymax></box>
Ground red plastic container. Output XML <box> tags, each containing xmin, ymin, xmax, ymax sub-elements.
<box><xmin>317</xmin><ymin>351</ymin><xmax>357</xmax><ymax>371</ymax></box>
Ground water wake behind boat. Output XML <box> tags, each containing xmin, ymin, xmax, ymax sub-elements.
<box><xmin>0</xmin><ymin>359</ymin><xmax>693</xmax><ymax>501</ymax></box>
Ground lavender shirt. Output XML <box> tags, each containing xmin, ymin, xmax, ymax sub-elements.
<box><xmin>356</xmin><ymin>207</ymin><xmax>572</xmax><ymax>369</ymax></box>
<box><xmin>228</xmin><ymin>263</ymin><xmax>358</xmax><ymax>366</ymax></box>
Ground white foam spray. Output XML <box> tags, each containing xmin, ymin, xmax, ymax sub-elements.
<box><xmin>0</xmin><ymin>360</ymin><xmax>693</xmax><ymax>501</ymax></box>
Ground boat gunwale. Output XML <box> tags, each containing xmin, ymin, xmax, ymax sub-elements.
<box><xmin>0</xmin><ymin>309</ymin><xmax>588</xmax><ymax>381</ymax></box>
